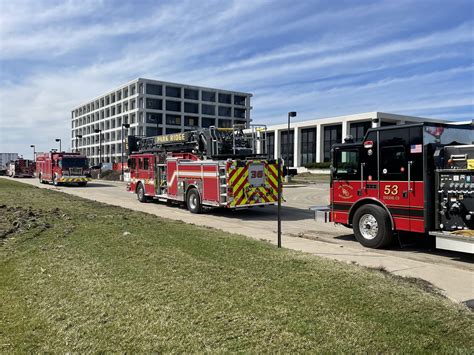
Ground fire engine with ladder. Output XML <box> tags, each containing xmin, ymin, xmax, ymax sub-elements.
<box><xmin>126</xmin><ymin>125</ymin><xmax>281</xmax><ymax>213</ymax></box>
<box><xmin>312</xmin><ymin>122</ymin><xmax>474</xmax><ymax>254</ymax></box>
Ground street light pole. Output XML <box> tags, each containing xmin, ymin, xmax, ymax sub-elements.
<box><xmin>76</xmin><ymin>134</ymin><xmax>83</xmax><ymax>153</ymax></box>
<box><xmin>55</xmin><ymin>138</ymin><xmax>62</xmax><ymax>152</ymax></box>
<box><xmin>94</xmin><ymin>129</ymin><xmax>103</xmax><ymax>177</ymax></box>
<box><xmin>121</xmin><ymin>123</ymin><xmax>130</xmax><ymax>181</ymax></box>
<box><xmin>30</xmin><ymin>144</ymin><xmax>35</xmax><ymax>161</ymax></box>
<box><xmin>286</xmin><ymin>111</ymin><xmax>297</xmax><ymax>179</ymax></box>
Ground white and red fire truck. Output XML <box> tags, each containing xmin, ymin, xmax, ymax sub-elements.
<box><xmin>126</xmin><ymin>126</ymin><xmax>281</xmax><ymax>213</ymax></box>
<box><xmin>314</xmin><ymin>122</ymin><xmax>473</xmax><ymax>254</ymax></box>
<box><xmin>7</xmin><ymin>158</ymin><xmax>35</xmax><ymax>178</ymax></box>
<box><xmin>36</xmin><ymin>152</ymin><xmax>91</xmax><ymax>186</ymax></box>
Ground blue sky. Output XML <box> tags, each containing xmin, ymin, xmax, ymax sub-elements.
<box><xmin>0</xmin><ymin>0</ymin><xmax>473</xmax><ymax>157</ymax></box>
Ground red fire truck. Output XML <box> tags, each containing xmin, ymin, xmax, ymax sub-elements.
<box><xmin>314</xmin><ymin>122</ymin><xmax>473</xmax><ymax>254</ymax></box>
<box><xmin>7</xmin><ymin>159</ymin><xmax>35</xmax><ymax>178</ymax></box>
<box><xmin>127</xmin><ymin>126</ymin><xmax>281</xmax><ymax>213</ymax></box>
<box><xmin>36</xmin><ymin>152</ymin><xmax>91</xmax><ymax>186</ymax></box>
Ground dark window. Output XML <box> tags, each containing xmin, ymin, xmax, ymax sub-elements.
<box><xmin>143</xmin><ymin>158</ymin><xmax>149</xmax><ymax>170</ymax></box>
<box><xmin>267</xmin><ymin>132</ymin><xmax>275</xmax><ymax>158</ymax></box>
<box><xmin>218</xmin><ymin>119</ymin><xmax>232</xmax><ymax>128</ymax></box>
<box><xmin>166</xmin><ymin>128</ymin><xmax>182</xmax><ymax>134</ymax></box>
<box><xmin>202</xmin><ymin>104</ymin><xmax>215</xmax><ymax>115</ymax></box>
<box><xmin>202</xmin><ymin>117</ymin><xmax>215</xmax><ymax>128</ymax></box>
<box><xmin>234</xmin><ymin>120</ymin><xmax>246</xmax><ymax>126</ymax></box>
<box><xmin>146</xmin><ymin>98</ymin><xmax>162</xmax><ymax>110</ymax></box>
<box><xmin>300</xmin><ymin>128</ymin><xmax>317</xmax><ymax>165</ymax></box>
<box><xmin>146</xmin><ymin>127</ymin><xmax>162</xmax><ymax>136</ymax></box>
<box><xmin>218</xmin><ymin>106</ymin><xmax>231</xmax><ymax>117</ymax></box>
<box><xmin>280</xmin><ymin>130</ymin><xmax>294</xmax><ymax>167</ymax></box>
<box><xmin>184</xmin><ymin>88</ymin><xmax>199</xmax><ymax>100</ymax></box>
<box><xmin>185</xmin><ymin>116</ymin><xmax>199</xmax><ymax>127</ymax></box>
<box><xmin>138</xmin><ymin>158</ymin><xmax>143</xmax><ymax>169</ymax></box>
<box><xmin>146</xmin><ymin>84</ymin><xmax>162</xmax><ymax>96</ymax></box>
<box><xmin>146</xmin><ymin>113</ymin><xmax>162</xmax><ymax>124</ymax></box>
<box><xmin>166</xmin><ymin>86</ymin><xmax>181</xmax><ymax>98</ymax></box>
<box><xmin>218</xmin><ymin>93</ymin><xmax>231</xmax><ymax>104</ymax></box>
<box><xmin>234</xmin><ymin>95</ymin><xmax>246</xmax><ymax>106</ymax></box>
<box><xmin>350</xmin><ymin>121</ymin><xmax>372</xmax><ymax>142</ymax></box>
<box><xmin>381</xmin><ymin>146</ymin><xmax>406</xmax><ymax>176</ymax></box>
<box><xmin>381</xmin><ymin>121</ymin><xmax>397</xmax><ymax>127</ymax></box>
<box><xmin>166</xmin><ymin>114</ymin><xmax>181</xmax><ymax>125</ymax></box>
<box><xmin>202</xmin><ymin>91</ymin><xmax>215</xmax><ymax>102</ymax></box>
<box><xmin>166</xmin><ymin>100</ymin><xmax>181</xmax><ymax>112</ymax></box>
<box><xmin>334</xmin><ymin>149</ymin><xmax>359</xmax><ymax>177</ymax></box>
<box><xmin>234</xmin><ymin>108</ymin><xmax>246</xmax><ymax>118</ymax></box>
<box><xmin>184</xmin><ymin>102</ymin><xmax>198</xmax><ymax>114</ymax></box>
<box><xmin>324</xmin><ymin>125</ymin><xmax>342</xmax><ymax>162</ymax></box>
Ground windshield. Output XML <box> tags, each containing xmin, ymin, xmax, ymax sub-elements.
<box><xmin>60</xmin><ymin>158</ymin><xmax>88</xmax><ymax>169</ymax></box>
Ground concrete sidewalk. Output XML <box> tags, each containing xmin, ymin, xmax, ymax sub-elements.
<box><xmin>2</xmin><ymin>177</ymin><xmax>473</xmax><ymax>304</ymax></box>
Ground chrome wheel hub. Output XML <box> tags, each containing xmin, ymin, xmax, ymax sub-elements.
<box><xmin>359</xmin><ymin>214</ymin><xmax>378</xmax><ymax>240</ymax></box>
<box><xmin>189</xmin><ymin>194</ymin><xmax>197</xmax><ymax>209</ymax></box>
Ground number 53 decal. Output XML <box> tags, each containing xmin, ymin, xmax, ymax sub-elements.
<box><xmin>384</xmin><ymin>185</ymin><xmax>399</xmax><ymax>195</ymax></box>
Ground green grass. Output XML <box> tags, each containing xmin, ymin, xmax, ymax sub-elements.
<box><xmin>289</xmin><ymin>172</ymin><xmax>330</xmax><ymax>184</ymax></box>
<box><xmin>0</xmin><ymin>179</ymin><xmax>472</xmax><ymax>352</ymax></box>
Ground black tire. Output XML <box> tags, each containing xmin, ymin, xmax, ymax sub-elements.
<box><xmin>353</xmin><ymin>204</ymin><xmax>393</xmax><ymax>249</ymax></box>
<box><xmin>136</xmin><ymin>183</ymin><xmax>148</xmax><ymax>203</ymax></box>
<box><xmin>186</xmin><ymin>188</ymin><xmax>202</xmax><ymax>214</ymax></box>
<box><xmin>53</xmin><ymin>175</ymin><xmax>60</xmax><ymax>186</ymax></box>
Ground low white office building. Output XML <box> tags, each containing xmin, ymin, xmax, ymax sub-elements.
<box><xmin>264</xmin><ymin>111</ymin><xmax>446</xmax><ymax>167</ymax></box>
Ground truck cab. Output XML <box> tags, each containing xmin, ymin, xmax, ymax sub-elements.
<box><xmin>328</xmin><ymin>123</ymin><xmax>473</xmax><ymax>252</ymax></box>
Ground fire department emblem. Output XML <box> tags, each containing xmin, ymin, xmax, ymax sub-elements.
<box><xmin>337</xmin><ymin>184</ymin><xmax>354</xmax><ymax>199</ymax></box>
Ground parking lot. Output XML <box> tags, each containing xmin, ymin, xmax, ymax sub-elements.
<box><xmin>2</xmin><ymin>176</ymin><xmax>473</xmax><ymax>304</ymax></box>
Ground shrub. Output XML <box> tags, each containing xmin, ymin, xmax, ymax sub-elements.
<box><xmin>304</xmin><ymin>162</ymin><xmax>331</xmax><ymax>169</ymax></box>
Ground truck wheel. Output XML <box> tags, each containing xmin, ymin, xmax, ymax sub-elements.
<box><xmin>136</xmin><ymin>183</ymin><xmax>148</xmax><ymax>203</ymax></box>
<box><xmin>186</xmin><ymin>188</ymin><xmax>202</xmax><ymax>214</ymax></box>
<box><xmin>353</xmin><ymin>204</ymin><xmax>393</xmax><ymax>249</ymax></box>
<box><xmin>53</xmin><ymin>175</ymin><xmax>60</xmax><ymax>186</ymax></box>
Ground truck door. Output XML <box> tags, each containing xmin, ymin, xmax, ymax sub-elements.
<box><xmin>143</xmin><ymin>156</ymin><xmax>155</xmax><ymax>196</ymax></box>
<box><xmin>331</xmin><ymin>147</ymin><xmax>361</xmax><ymax>224</ymax></box>
<box><xmin>378</xmin><ymin>126</ymin><xmax>424</xmax><ymax>233</ymax></box>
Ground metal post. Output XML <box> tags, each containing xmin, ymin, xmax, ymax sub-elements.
<box><xmin>277</xmin><ymin>157</ymin><xmax>282</xmax><ymax>248</ymax></box>
<box><xmin>30</xmin><ymin>145</ymin><xmax>35</xmax><ymax>161</ymax></box>
<box><xmin>99</xmin><ymin>133</ymin><xmax>102</xmax><ymax>177</ymax></box>
<box><xmin>121</xmin><ymin>125</ymin><xmax>124</xmax><ymax>180</ymax></box>
<box><xmin>287</xmin><ymin>113</ymin><xmax>290</xmax><ymax>169</ymax></box>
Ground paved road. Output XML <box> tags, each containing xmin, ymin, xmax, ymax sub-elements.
<box><xmin>2</xmin><ymin>176</ymin><xmax>473</xmax><ymax>304</ymax></box>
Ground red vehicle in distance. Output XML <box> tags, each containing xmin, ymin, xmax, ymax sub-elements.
<box><xmin>36</xmin><ymin>152</ymin><xmax>91</xmax><ymax>186</ymax></box>
<box><xmin>7</xmin><ymin>159</ymin><xmax>35</xmax><ymax>178</ymax></box>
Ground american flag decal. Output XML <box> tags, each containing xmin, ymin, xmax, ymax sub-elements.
<box><xmin>410</xmin><ymin>144</ymin><xmax>422</xmax><ymax>153</ymax></box>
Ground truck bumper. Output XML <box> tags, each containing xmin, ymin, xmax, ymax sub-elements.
<box><xmin>57</xmin><ymin>177</ymin><xmax>92</xmax><ymax>183</ymax></box>
<box><xmin>431</xmin><ymin>231</ymin><xmax>474</xmax><ymax>254</ymax></box>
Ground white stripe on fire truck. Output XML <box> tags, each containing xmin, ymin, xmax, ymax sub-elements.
<box><xmin>168</xmin><ymin>171</ymin><xmax>218</xmax><ymax>187</ymax></box>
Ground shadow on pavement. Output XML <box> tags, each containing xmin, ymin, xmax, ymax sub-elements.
<box><xmin>148</xmin><ymin>199</ymin><xmax>313</xmax><ymax>222</ymax></box>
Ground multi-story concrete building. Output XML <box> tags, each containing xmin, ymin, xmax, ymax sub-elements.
<box><xmin>71</xmin><ymin>78</ymin><xmax>252</xmax><ymax>165</ymax></box>
<box><xmin>264</xmin><ymin>112</ymin><xmax>447</xmax><ymax>168</ymax></box>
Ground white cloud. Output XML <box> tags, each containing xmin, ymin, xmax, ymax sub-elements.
<box><xmin>0</xmin><ymin>0</ymin><xmax>473</xmax><ymax>157</ymax></box>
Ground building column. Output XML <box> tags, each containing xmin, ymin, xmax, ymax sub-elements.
<box><xmin>293</xmin><ymin>127</ymin><xmax>300</xmax><ymax>167</ymax></box>
<box><xmin>316</xmin><ymin>124</ymin><xmax>323</xmax><ymax>163</ymax></box>
<box><xmin>342</xmin><ymin>121</ymin><xmax>350</xmax><ymax>142</ymax></box>
<box><xmin>274</xmin><ymin>129</ymin><xmax>280</xmax><ymax>159</ymax></box>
